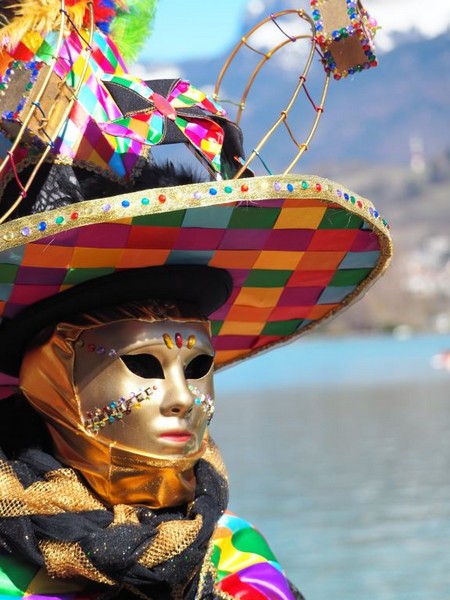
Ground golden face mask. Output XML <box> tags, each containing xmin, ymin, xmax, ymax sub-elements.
<box><xmin>75</xmin><ymin>320</ymin><xmax>215</xmax><ymax>456</ymax></box>
<box><xmin>20</xmin><ymin>304</ymin><xmax>215</xmax><ymax>509</ymax></box>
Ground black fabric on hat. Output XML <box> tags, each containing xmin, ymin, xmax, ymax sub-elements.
<box><xmin>103</xmin><ymin>78</ymin><xmax>250</xmax><ymax>179</ymax></box>
<box><xmin>0</xmin><ymin>264</ymin><xmax>232</xmax><ymax>377</ymax></box>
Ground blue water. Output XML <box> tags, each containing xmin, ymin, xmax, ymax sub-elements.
<box><xmin>216</xmin><ymin>333</ymin><xmax>450</xmax><ymax>390</ymax></box>
<box><xmin>213</xmin><ymin>334</ymin><xmax>450</xmax><ymax>600</ymax></box>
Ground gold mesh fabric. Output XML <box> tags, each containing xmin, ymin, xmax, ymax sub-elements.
<box><xmin>39</xmin><ymin>540</ymin><xmax>115</xmax><ymax>585</ymax></box>
<box><xmin>1</xmin><ymin>459</ymin><xmax>113</xmax><ymax>584</ymax></box>
<box><xmin>0</xmin><ymin>459</ymin><xmax>28</xmax><ymax>516</ymax></box>
<box><xmin>196</xmin><ymin>541</ymin><xmax>218</xmax><ymax>599</ymax></box>
<box><xmin>28</xmin><ymin>468</ymin><xmax>105</xmax><ymax>512</ymax></box>
<box><xmin>203</xmin><ymin>439</ymin><xmax>228</xmax><ymax>483</ymax></box>
<box><xmin>138</xmin><ymin>514</ymin><xmax>203</xmax><ymax>569</ymax></box>
<box><xmin>0</xmin><ymin>459</ymin><xmax>104</xmax><ymax>517</ymax></box>
<box><xmin>111</xmin><ymin>503</ymin><xmax>140</xmax><ymax>525</ymax></box>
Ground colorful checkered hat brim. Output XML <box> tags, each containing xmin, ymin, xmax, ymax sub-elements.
<box><xmin>0</xmin><ymin>173</ymin><xmax>392</xmax><ymax>371</ymax></box>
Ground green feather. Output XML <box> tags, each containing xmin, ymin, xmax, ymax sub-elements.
<box><xmin>111</xmin><ymin>0</ymin><xmax>158</xmax><ymax>65</ymax></box>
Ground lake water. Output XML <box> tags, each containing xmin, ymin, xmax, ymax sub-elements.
<box><xmin>212</xmin><ymin>334</ymin><xmax>450</xmax><ymax>600</ymax></box>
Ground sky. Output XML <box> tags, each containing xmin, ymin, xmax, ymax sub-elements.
<box><xmin>139</xmin><ymin>0</ymin><xmax>249</xmax><ymax>63</ymax></box>
<box><xmin>139</xmin><ymin>0</ymin><xmax>450</xmax><ymax>64</ymax></box>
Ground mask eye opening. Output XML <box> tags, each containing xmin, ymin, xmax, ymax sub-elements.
<box><xmin>121</xmin><ymin>354</ymin><xmax>165</xmax><ymax>379</ymax></box>
<box><xmin>184</xmin><ymin>354</ymin><xmax>214</xmax><ymax>380</ymax></box>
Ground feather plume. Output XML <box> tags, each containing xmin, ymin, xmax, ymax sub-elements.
<box><xmin>0</xmin><ymin>1</ymin><xmax>16</xmax><ymax>26</ymax></box>
<box><xmin>0</xmin><ymin>0</ymin><xmax>157</xmax><ymax>64</ymax></box>
<box><xmin>110</xmin><ymin>0</ymin><xmax>157</xmax><ymax>64</ymax></box>
<box><xmin>0</xmin><ymin>0</ymin><xmax>88</xmax><ymax>50</ymax></box>
<box><xmin>84</xmin><ymin>0</ymin><xmax>119</xmax><ymax>33</ymax></box>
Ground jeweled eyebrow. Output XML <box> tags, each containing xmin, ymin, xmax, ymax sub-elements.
<box><xmin>163</xmin><ymin>333</ymin><xmax>197</xmax><ymax>349</ymax></box>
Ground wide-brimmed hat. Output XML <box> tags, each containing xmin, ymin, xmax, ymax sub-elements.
<box><xmin>0</xmin><ymin>0</ymin><xmax>391</xmax><ymax>381</ymax></box>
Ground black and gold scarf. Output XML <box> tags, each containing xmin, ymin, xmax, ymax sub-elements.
<box><xmin>0</xmin><ymin>434</ymin><xmax>229</xmax><ymax>600</ymax></box>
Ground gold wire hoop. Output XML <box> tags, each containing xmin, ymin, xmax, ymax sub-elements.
<box><xmin>214</xmin><ymin>9</ymin><xmax>330</xmax><ymax>178</ymax></box>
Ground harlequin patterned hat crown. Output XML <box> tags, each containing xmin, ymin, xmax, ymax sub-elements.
<box><xmin>0</xmin><ymin>0</ymin><xmax>392</xmax><ymax>382</ymax></box>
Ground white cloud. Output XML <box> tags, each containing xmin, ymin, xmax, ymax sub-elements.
<box><xmin>132</xmin><ymin>63</ymin><xmax>184</xmax><ymax>81</ymax></box>
<box><xmin>247</xmin><ymin>13</ymin><xmax>311</xmax><ymax>51</ymax></box>
<box><xmin>369</xmin><ymin>0</ymin><xmax>450</xmax><ymax>50</ymax></box>
<box><xmin>247</xmin><ymin>0</ymin><xmax>266</xmax><ymax>17</ymax></box>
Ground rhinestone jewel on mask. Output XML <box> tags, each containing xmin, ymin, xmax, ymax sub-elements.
<box><xmin>188</xmin><ymin>385</ymin><xmax>215</xmax><ymax>423</ymax></box>
<box><xmin>84</xmin><ymin>386</ymin><xmax>157</xmax><ymax>433</ymax></box>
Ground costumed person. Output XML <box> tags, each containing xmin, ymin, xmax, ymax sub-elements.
<box><xmin>0</xmin><ymin>1</ymin><xmax>391</xmax><ymax>598</ymax></box>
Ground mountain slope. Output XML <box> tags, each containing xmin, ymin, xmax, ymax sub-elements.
<box><xmin>178</xmin><ymin>31</ymin><xmax>449</xmax><ymax>170</ymax></box>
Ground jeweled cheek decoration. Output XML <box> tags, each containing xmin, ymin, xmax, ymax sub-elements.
<box><xmin>163</xmin><ymin>333</ymin><xmax>196</xmax><ymax>349</ymax></box>
<box><xmin>188</xmin><ymin>385</ymin><xmax>215</xmax><ymax>424</ymax></box>
<box><xmin>84</xmin><ymin>386</ymin><xmax>157</xmax><ymax>433</ymax></box>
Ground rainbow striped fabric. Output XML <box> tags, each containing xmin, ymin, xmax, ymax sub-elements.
<box><xmin>212</xmin><ymin>512</ymin><xmax>297</xmax><ymax>599</ymax></box>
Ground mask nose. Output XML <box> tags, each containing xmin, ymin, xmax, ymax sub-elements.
<box><xmin>160</xmin><ymin>364</ymin><xmax>194</xmax><ymax>417</ymax></box>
